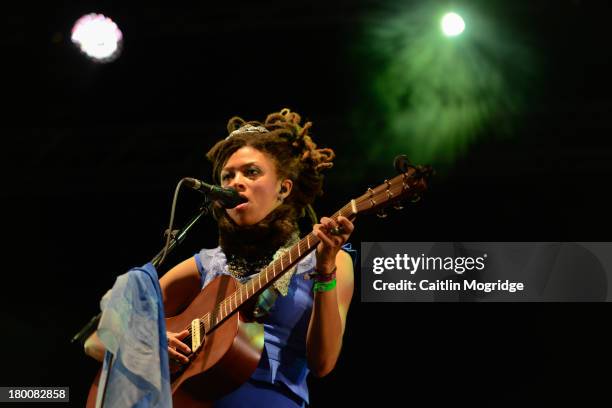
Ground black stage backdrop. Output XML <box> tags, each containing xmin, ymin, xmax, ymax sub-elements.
<box><xmin>1</xmin><ymin>1</ymin><xmax>611</xmax><ymax>406</ymax></box>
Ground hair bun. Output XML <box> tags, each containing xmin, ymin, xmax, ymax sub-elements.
<box><xmin>263</xmin><ymin>108</ymin><xmax>335</xmax><ymax>173</ymax></box>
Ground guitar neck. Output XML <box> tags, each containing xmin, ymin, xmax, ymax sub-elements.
<box><xmin>189</xmin><ymin>165</ymin><xmax>430</xmax><ymax>344</ymax></box>
<box><xmin>203</xmin><ymin>201</ymin><xmax>357</xmax><ymax>333</ymax></box>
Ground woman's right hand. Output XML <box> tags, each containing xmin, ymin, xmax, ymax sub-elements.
<box><xmin>167</xmin><ymin>329</ymin><xmax>191</xmax><ymax>373</ymax></box>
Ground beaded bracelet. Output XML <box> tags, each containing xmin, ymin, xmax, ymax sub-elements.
<box><xmin>304</xmin><ymin>265</ymin><xmax>337</xmax><ymax>283</ymax></box>
<box><xmin>313</xmin><ymin>279</ymin><xmax>337</xmax><ymax>292</ymax></box>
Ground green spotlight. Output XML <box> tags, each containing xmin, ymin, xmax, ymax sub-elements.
<box><xmin>356</xmin><ymin>3</ymin><xmax>534</xmax><ymax>169</ymax></box>
<box><xmin>441</xmin><ymin>12</ymin><xmax>465</xmax><ymax>37</ymax></box>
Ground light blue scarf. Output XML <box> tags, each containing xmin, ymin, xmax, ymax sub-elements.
<box><xmin>96</xmin><ymin>263</ymin><xmax>171</xmax><ymax>407</ymax></box>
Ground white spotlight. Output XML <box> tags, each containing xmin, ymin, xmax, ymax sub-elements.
<box><xmin>441</xmin><ymin>12</ymin><xmax>465</xmax><ymax>37</ymax></box>
<box><xmin>71</xmin><ymin>13</ymin><xmax>123</xmax><ymax>62</ymax></box>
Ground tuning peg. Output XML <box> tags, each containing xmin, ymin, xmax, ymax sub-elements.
<box><xmin>416</xmin><ymin>164</ymin><xmax>435</xmax><ymax>179</ymax></box>
<box><xmin>393</xmin><ymin>155</ymin><xmax>410</xmax><ymax>174</ymax></box>
<box><xmin>411</xmin><ymin>195</ymin><xmax>422</xmax><ymax>203</ymax></box>
<box><xmin>376</xmin><ymin>209</ymin><xmax>388</xmax><ymax>218</ymax></box>
<box><xmin>393</xmin><ymin>202</ymin><xmax>404</xmax><ymax>210</ymax></box>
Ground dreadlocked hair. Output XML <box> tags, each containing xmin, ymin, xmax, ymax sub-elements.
<box><xmin>206</xmin><ymin>108</ymin><xmax>335</xmax><ymax>225</ymax></box>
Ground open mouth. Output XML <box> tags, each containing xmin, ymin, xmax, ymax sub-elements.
<box><xmin>233</xmin><ymin>195</ymin><xmax>249</xmax><ymax>210</ymax></box>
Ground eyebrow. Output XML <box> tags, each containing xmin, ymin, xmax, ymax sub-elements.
<box><xmin>221</xmin><ymin>161</ymin><xmax>259</xmax><ymax>173</ymax></box>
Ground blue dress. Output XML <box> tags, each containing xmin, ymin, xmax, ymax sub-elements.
<box><xmin>194</xmin><ymin>247</ymin><xmax>316</xmax><ymax>407</ymax></box>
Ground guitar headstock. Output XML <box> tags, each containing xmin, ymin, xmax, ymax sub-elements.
<box><xmin>353</xmin><ymin>164</ymin><xmax>433</xmax><ymax>217</ymax></box>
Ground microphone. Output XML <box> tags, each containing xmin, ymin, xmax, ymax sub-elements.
<box><xmin>183</xmin><ymin>178</ymin><xmax>247</xmax><ymax>208</ymax></box>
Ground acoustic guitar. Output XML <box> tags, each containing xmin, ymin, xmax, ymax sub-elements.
<box><xmin>87</xmin><ymin>164</ymin><xmax>431</xmax><ymax>407</ymax></box>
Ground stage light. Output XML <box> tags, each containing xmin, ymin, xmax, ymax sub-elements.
<box><xmin>355</xmin><ymin>4</ymin><xmax>535</xmax><ymax>169</ymax></box>
<box><xmin>71</xmin><ymin>13</ymin><xmax>123</xmax><ymax>62</ymax></box>
<box><xmin>441</xmin><ymin>12</ymin><xmax>465</xmax><ymax>37</ymax></box>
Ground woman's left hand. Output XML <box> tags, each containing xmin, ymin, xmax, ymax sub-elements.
<box><xmin>313</xmin><ymin>216</ymin><xmax>354</xmax><ymax>274</ymax></box>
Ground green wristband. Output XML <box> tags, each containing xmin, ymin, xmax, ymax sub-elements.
<box><xmin>313</xmin><ymin>279</ymin><xmax>337</xmax><ymax>292</ymax></box>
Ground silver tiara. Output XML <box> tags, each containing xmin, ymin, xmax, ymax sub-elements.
<box><xmin>226</xmin><ymin>124</ymin><xmax>269</xmax><ymax>140</ymax></box>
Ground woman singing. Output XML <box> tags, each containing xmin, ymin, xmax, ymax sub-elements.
<box><xmin>86</xmin><ymin>108</ymin><xmax>354</xmax><ymax>407</ymax></box>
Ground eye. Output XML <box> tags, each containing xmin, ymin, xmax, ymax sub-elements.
<box><xmin>246</xmin><ymin>167</ymin><xmax>260</xmax><ymax>177</ymax></box>
<box><xmin>221</xmin><ymin>172</ymin><xmax>232</xmax><ymax>181</ymax></box>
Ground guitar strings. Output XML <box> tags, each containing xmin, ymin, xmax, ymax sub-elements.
<box><xmin>178</xmin><ymin>232</ymin><xmax>322</xmax><ymax>347</ymax></box>
<box><xmin>172</xmin><ymin>174</ymin><xmax>416</xmax><ymax>351</ymax></box>
<box><xmin>177</xmin><ymin>204</ymin><xmax>356</xmax><ymax>349</ymax></box>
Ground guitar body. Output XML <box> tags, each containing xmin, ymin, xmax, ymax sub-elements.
<box><xmin>86</xmin><ymin>275</ymin><xmax>265</xmax><ymax>407</ymax></box>
<box><xmin>168</xmin><ymin>275</ymin><xmax>264</xmax><ymax>406</ymax></box>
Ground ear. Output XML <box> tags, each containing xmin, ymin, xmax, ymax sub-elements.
<box><xmin>280</xmin><ymin>179</ymin><xmax>293</xmax><ymax>197</ymax></box>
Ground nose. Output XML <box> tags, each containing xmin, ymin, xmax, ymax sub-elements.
<box><xmin>227</xmin><ymin>173</ymin><xmax>246</xmax><ymax>192</ymax></box>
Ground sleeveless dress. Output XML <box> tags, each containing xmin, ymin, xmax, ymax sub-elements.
<box><xmin>194</xmin><ymin>247</ymin><xmax>316</xmax><ymax>407</ymax></box>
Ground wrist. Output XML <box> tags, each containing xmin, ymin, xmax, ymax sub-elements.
<box><xmin>305</xmin><ymin>264</ymin><xmax>337</xmax><ymax>283</ymax></box>
<box><xmin>315</xmin><ymin>262</ymin><xmax>336</xmax><ymax>275</ymax></box>
<box><xmin>314</xmin><ymin>265</ymin><xmax>337</xmax><ymax>281</ymax></box>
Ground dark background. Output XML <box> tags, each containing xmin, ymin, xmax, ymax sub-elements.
<box><xmin>1</xmin><ymin>0</ymin><xmax>611</xmax><ymax>406</ymax></box>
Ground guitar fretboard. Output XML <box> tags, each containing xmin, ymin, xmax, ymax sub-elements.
<box><xmin>186</xmin><ymin>202</ymin><xmax>355</xmax><ymax>341</ymax></box>
<box><xmin>183</xmin><ymin>165</ymin><xmax>429</xmax><ymax>350</ymax></box>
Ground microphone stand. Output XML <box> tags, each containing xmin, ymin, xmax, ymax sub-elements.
<box><xmin>71</xmin><ymin>201</ymin><xmax>211</xmax><ymax>345</ymax></box>
<box><xmin>73</xmin><ymin>182</ymin><xmax>216</xmax><ymax>408</ymax></box>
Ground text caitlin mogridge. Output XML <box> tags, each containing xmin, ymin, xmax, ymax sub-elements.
<box><xmin>371</xmin><ymin>253</ymin><xmax>525</xmax><ymax>293</ymax></box>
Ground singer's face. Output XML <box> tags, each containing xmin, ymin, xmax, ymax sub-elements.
<box><xmin>220</xmin><ymin>146</ymin><xmax>288</xmax><ymax>226</ymax></box>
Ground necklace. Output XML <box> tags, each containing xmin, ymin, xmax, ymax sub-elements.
<box><xmin>226</xmin><ymin>232</ymin><xmax>299</xmax><ymax>296</ymax></box>
<box><xmin>226</xmin><ymin>255</ymin><xmax>272</xmax><ymax>282</ymax></box>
